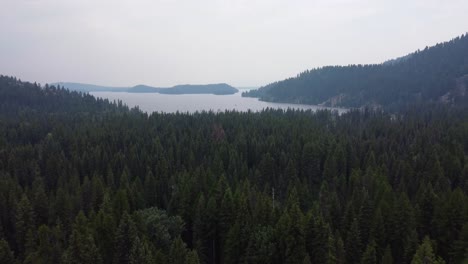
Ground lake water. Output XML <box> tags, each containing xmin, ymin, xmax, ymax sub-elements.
<box><xmin>90</xmin><ymin>91</ymin><xmax>347</xmax><ymax>114</ymax></box>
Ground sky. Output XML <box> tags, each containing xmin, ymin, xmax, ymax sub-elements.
<box><xmin>1</xmin><ymin>0</ymin><xmax>467</xmax><ymax>87</ymax></box>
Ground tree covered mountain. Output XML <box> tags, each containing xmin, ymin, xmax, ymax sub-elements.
<box><xmin>1</xmin><ymin>75</ymin><xmax>467</xmax><ymax>263</ymax></box>
<box><xmin>55</xmin><ymin>82</ymin><xmax>239</xmax><ymax>95</ymax></box>
<box><xmin>156</xmin><ymin>84</ymin><xmax>238</xmax><ymax>95</ymax></box>
<box><xmin>243</xmin><ymin>34</ymin><xmax>468</xmax><ymax>110</ymax></box>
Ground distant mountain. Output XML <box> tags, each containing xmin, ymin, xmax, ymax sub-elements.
<box><xmin>158</xmin><ymin>84</ymin><xmax>238</xmax><ymax>95</ymax></box>
<box><xmin>55</xmin><ymin>82</ymin><xmax>239</xmax><ymax>95</ymax></box>
<box><xmin>53</xmin><ymin>82</ymin><xmax>128</xmax><ymax>92</ymax></box>
<box><xmin>243</xmin><ymin>34</ymin><xmax>468</xmax><ymax>110</ymax></box>
<box><xmin>127</xmin><ymin>85</ymin><xmax>160</xmax><ymax>93</ymax></box>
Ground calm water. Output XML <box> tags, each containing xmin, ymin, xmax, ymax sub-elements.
<box><xmin>90</xmin><ymin>91</ymin><xmax>347</xmax><ymax>114</ymax></box>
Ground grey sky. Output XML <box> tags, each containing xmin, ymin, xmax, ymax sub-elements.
<box><xmin>1</xmin><ymin>0</ymin><xmax>467</xmax><ymax>87</ymax></box>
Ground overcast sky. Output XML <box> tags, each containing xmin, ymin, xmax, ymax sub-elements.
<box><xmin>1</xmin><ymin>0</ymin><xmax>467</xmax><ymax>87</ymax></box>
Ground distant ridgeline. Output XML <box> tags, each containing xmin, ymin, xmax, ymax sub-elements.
<box><xmin>53</xmin><ymin>82</ymin><xmax>238</xmax><ymax>95</ymax></box>
<box><xmin>243</xmin><ymin>33</ymin><xmax>468</xmax><ymax>110</ymax></box>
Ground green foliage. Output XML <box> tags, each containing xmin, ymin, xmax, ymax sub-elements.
<box><xmin>450</xmin><ymin>222</ymin><xmax>468</xmax><ymax>263</ymax></box>
<box><xmin>113</xmin><ymin>213</ymin><xmax>138</xmax><ymax>264</ymax></box>
<box><xmin>0</xmin><ymin>76</ymin><xmax>467</xmax><ymax>263</ymax></box>
<box><xmin>169</xmin><ymin>237</ymin><xmax>188</xmax><ymax>264</ymax></box>
<box><xmin>243</xmin><ymin>34</ymin><xmax>468</xmax><ymax>110</ymax></box>
<box><xmin>134</xmin><ymin>207</ymin><xmax>184</xmax><ymax>250</ymax></box>
<box><xmin>129</xmin><ymin>237</ymin><xmax>154</xmax><ymax>264</ymax></box>
<box><xmin>15</xmin><ymin>194</ymin><xmax>35</xmax><ymax>258</ymax></box>
<box><xmin>62</xmin><ymin>212</ymin><xmax>102</xmax><ymax>264</ymax></box>
<box><xmin>381</xmin><ymin>246</ymin><xmax>393</xmax><ymax>264</ymax></box>
<box><xmin>24</xmin><ymin>225</ymin><xmax>55</xmax><ymax>264</ymax></box>
<box><xmin>0</xmin><ymin>239</ymin><xmax>15</xmax><ymax>264</ymax></box>
<box><xmin>345</xmin><ymin>218</ymin><xmax>362</xmax><ymax>264</ymax></box>
<box><xmin>361</xmin><ymin>241</ymin><xmax>377</xmax><ymax>264</ymax></box>
<box><xmin>411</xmin><ymin>236</ymin><xmax>446</xmax><ymax>264</ymax></box>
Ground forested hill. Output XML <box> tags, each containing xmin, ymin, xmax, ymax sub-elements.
<box><xmin>1</xmin><ymin>75</ymin><xmax>468</xmax><ymax>264</ymax></box>
<box><xmin>243</xmin><ymin>34</ymin><xmax>468</xmax><ymax>110</ymax></box>
<box><xmin>55</xmin><ymin>82</ymin><xmax>239</xmax><ymax>95</ymax></box>
<box><xmin>0</xmin><ymin>76</ymin><xmax>131</xmax><ymax>115</ymax></box>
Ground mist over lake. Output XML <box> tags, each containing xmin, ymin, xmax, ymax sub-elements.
<box><xmin>90</xmin><ymin>91</ymin><xmax>347</xmax><ymax>114</ymax></box>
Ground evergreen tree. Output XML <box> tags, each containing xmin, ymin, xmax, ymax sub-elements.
<box><xmin>345</xmin><ymin>218</ymin><xmax>362</xmax><ymax>264</ymax></box>
<box><xmin>450</xmin><ymin>222</ymin><xmax>468</xmax><ymax>264</ymax></box>
<box><xmin>93</xmin><ymin>207</ymin><xmax>115</xmax><ymax>264</ymax></box>
<box><xmin>275</xmin><ymin>202</ymin><xmax>306</xmax><ymax>264</ymax></box>
<box><xmin>306</xmin><ymin>212</ymin><xmax>332</xmax><ymax>263</ymax></box>
<box><xmin>0</xmin><ymin>239</ymin><xmax>15</xmax><ymax>264</ymax></box>
<box><xmin>381</xmin><ymin>246</ymin><xmax>393</xmax><ymax>264</ymax></box>
<box><xmin>62</xmin><ymin>212</ymin><xmax>102</xmax><ymax>264</ymax></box>
<box><xmin>361</xmin><ymin>241</ymin><xmax>377</xmax><ymax>264</ymax></box>
<box><xmin>186</xmin><ymin>250</ymin><xmax>201</xmax><ymax>264</ymax></box>
<box><xmin>169</xmin><ymin>237</ymin><xmax>188</xmax><ymax>264</ymax></box>
<box><xmin>129</xmin><ymin>237</ymin><xmax>154</xmax><ymax>264</ymax></box>
<box><xmin>24</xmin><ymin>225</ymin><xmax>53</xmax><ymax>264</ymax></box>
<box><xmin>411</xmin><ymin>236</ymin><xmax>445</xmax><ymax>264</ymax></box>
<box><xmin>113</xmin><ymin>213</ymin><xmax>138</xmax><ymax>264</ymax></box>
<box><xmin>31</xmin><ymin>177</ymin><xmax>49</xmax><ymax>226</ymax></box>
<box><xmin>15</xmin><ymin>194</ymin><xmax>36</xmax><ymax>258</ymax></box>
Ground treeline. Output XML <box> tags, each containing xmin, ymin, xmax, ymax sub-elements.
<box><xmin>243</xmin><ymin>33</ymin><xmax>468</xmax><ymax>111</ymax></box>
<box><xmin>0</xmin><ymin>76</ymin><xmax>467</xmax><ymax>263</ymax></box>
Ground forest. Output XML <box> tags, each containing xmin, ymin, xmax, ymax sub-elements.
<box><xmin>243</xmin><ymin>34</ymin><xmax>468</xmax><ymax>111</ymax></box>
<box><xmin>0</xmin><ymin>75</ymin><xmax>467</xmax><ymax>263</ymax></box>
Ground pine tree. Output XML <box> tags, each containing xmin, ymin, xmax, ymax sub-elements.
<box><xmin>345</xmin><ymin>218</ymin><xmax>362</xmax><ymax>264</ymax></box>
<box><xmin>193</xmin><ymin>195</ymin><xmax>208</xmax><ymax>263</ymax></box>
<box><xmin>306</xmin><ymin>212</ymin><xmax>332</xmax><ymax>263</ymax></box>
<box><xmin>24</xmin><ymin>225</ymin><xmax>50</xmax><ymax>264</ymax></box>
<box><xmin>169</xmin><ymin>237</ymin><xmax>188</xmax><ymax>264</ymax></box>
<box><xmin>31</xmin><ymin>177</ymin><xmax>49</xmax><ymax>226</ymax></box>
<box><xmin>276</xmin><ymin>202</ymin><xmax>306</xmax><ymax>264</ymax></box>
<box><xmin>15</xmin><ymin>194</ymin><xmax>36</xmax><ymax>258</ymax></box>
<box><xmin>113</xmin><ymin>213</ymin><xmax>138</xmax><ymax>264</ymax></box>
<box><xmin>0</xmin><ymin>239</ymin><xmax>15</xmax><ymax>264</ymax></box>
<box><xmin>333</xmin><ymin>232</ymin><xmax>346</xmax><ymax>264</ymax></box>
<box><xmin>381</xmin><ymin>245</ymin><xmax>393</xmax><ymax>264</ymax></box>
<box><xmin>93</xmin><ymin>207</ymin><xmax>115</xmax><ymax>264</ymax></box>
<box><xmin>129</xmin><ymin>237</ymin><xmax>154</xmax><ymax>264</ymax></box>
<box><xmin>224</xmin><ymin>195</ymin><xmax>251</xmax><ymax>264</ymax></box>
<box><xmin>450</xmin><ymin>222</ymin><xmax>468</xmax><ymax>264</ymax></box>
<box><xmin>244</xmin><ymin>226</ymin><xmax>275</xmax><ymax>264</ymax></box>
<box><xmin>186</xmin><ymin>250</ymin><xmax>201</xmax><ymax>264</ymax></box>
<box><xmin>144</xmin><ymin>170</ymin><xmax>158</xmax><ymax>207</ymax></box>
<box><xmin>361</xmin><ymin>241</ymin><xmax>377</xmax><ymax>264</ymax></box>
<box><xmin>411</xmin><ymin>236</ymin><xmax>445</xmax><ymax>264</ymax></box>
<box><xmin>62</xmin><ymin>212</ymin><xmax>102</xmax><ymax>264</ymax></box>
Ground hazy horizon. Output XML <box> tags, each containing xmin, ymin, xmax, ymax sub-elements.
<box><xmin>1</xmin><ymin>0</ymin><xmax>468</xmax><ymax>87</ymax></box>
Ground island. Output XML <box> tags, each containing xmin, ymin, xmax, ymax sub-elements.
<box><xmin>53</xmin><ymin>82</ymin><xmax>239</xmax><ymax>95</ymax></box>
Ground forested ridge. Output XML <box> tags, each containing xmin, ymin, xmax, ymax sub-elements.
<box><xmin>243</xmin><ymin>34</ymin><xmax>468</xmax><ymax>110</ymax></box>
<box><xmin>54</xmin><ymin>82</ymin><xmax>238</xmax><ymax>95</ymax></box>
<box><xmin>0</xmin><ymin>75</ymin><xmax>468</xmax><ymax>263</ymax></box>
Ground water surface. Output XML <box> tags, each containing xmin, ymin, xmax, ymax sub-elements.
<box><xmin>91</xmin><ymin>91</ymin><xmax>347</xmax><ymax>114</ymax></box>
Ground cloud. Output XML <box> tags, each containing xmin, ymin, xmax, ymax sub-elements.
<box><xmin>1</xmin><ymin>0</ymin><xmax>467</xmax><ymax>86</ymax></box>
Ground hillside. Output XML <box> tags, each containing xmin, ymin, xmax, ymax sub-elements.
<box><xmin>157</xmin><ymin>83</ymin><xmax>238</xmax><ymax>95</ymax></box>
<box><xmin>243</xmin><ymin>34</ymin><xmax>468</xmax><ymax>110</ymax></box>
<box><xmin>56</xmin><ymin>82</ymin><xmax>239</xmax><ymax>95</ymax></box>
<box><xmin>1</xmin><ymin>75</ymin><xmax>467</xmax><ymax>263</ymax></box>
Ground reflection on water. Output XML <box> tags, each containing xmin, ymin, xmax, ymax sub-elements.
<box><xmin>90</xmin><ymin>91</ymin><xmax>347</xmax><ymax>114</ymax></box>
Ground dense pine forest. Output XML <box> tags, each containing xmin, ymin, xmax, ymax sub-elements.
<box><xmin>243</xmin><ymin>34</ymin><xmax>468</xmax><ymax>110</ymax></box>
<box><xmin>0</xmin><ymin>75</ymin><xmax>467</xmax><ymax>264</ymax></box>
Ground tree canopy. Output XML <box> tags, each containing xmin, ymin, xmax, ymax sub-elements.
<box><xmin>0</xmin><ymin>75</ymin><xmax>467</xmax><ymax>263</ymax></box>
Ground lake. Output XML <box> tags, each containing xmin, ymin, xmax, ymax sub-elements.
<box><xmin>90</xmin><ymin>91</ymin><xmax>347</xmax><ymax>114</ymax></box>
